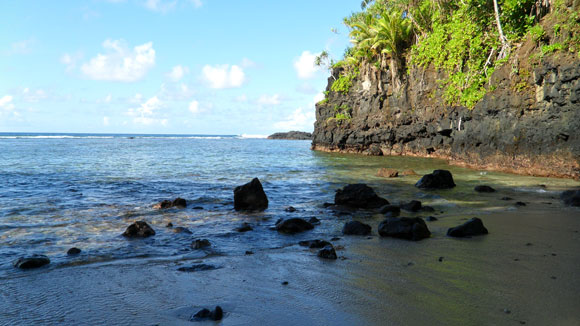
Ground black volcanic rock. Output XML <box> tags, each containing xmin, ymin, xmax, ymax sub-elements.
<box><xmin>299</xmin><ymin>239</ymin><xmax>331</xmax><ymax>248</ymax></box>
<box><xmin>342</xmin><ymin>221</ymin><xmax>372</xmax><ymax>235</ymax></box>
<box><xmin>447</xmin><ymin>217</ymin><xmax>488</xmax><ymax>237</ymax></box>
<box><xmin>475</xmin><ymin>185</ymin><xmax>496</xmax><ymax>193</ymax></box>
<box><xmin>13</xmin><ymin>255</ymin><xmax>51</xmax><ymax>269</ymax></box>
<box><xmin>67</xmin><ymin>247</ymin><xmax>81</xmax><ymax>255</ymax></box>
<box><xmin>267</xmin><ymin>131</ymin><xmax>312</xmax><ymax>140</ymax></box>
<box><xmin>317</xmin><ymin>245</ymin><xmax>338</xmax><ymax>259</ymax></box>
<box><xmin>192</xmin><ymin>239</ymin><xmax>211</xmax><ymax>249</ymax></box>
<box><xmin>415</xmin><ymin>170</ymin><xmax>456</xmax><ymax>189</ymax></box>
<box><xmin>276</xmin><ymin>218</ymin><xmax>314</xmax><ymax>234</ymax></box>
<box><xmin>234</xmin><ymin>178</ymin><xmax>269</xmax><ymax>211</ymax></box>
<box><xmin>561</xmin><ymin>189</ymin><xmax>580</xmax><ymax>206</ymax></box>
<box><xmin>400</xmin><ymin>200</ymin><xmax>422</xmax><ymax>212</ymax></box>
<box><xmin>335</xmin><ymin>184</ymin><xmax>389</xmax><ymax>209</ymax></box>
<box><xmin>378</xmin><ymin>217</ymin><xmax>431</xmax><ymax>241</ymax></box>
<box><xmin>122</xmin><ymin>221</ymin><xmax>155</xmax><ymax>238</ymax></box>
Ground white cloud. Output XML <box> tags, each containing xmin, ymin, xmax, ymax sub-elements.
<box><xmin>21</xmin><ymin>88</ymin><xmax>49</xmax><ymax>103</ymax></box>
<box><xmin>202</xmin><ymin>64</ymin><xmax>245</xmax><ymax>89</ymax></box>
<box><xmin>127</xmin><ymin>95</ymin><xmax>168</xmax><ymax>126</ymax></box>
<box><xmin>166</xmin><ymin>65</ymin><xmax>188</xmax><ymax>82</ymax></box>
<box><xmin>312</xmin><ymin>92</ymin><xmax>325</xmax><ymax>105</ymax></box>
<box><xmin>61</xmin><ymin>52</ymin><xmax>84</xmax><ymax>72</ymax></box>
<box><xmin>273</xmin><ymin>107</ymin><xmax>315</xmax><ymax>131</ymax></box>
<box><xmin>188</xmin><ymin>100</ymin><xmax>199</xmax><ymax>114</ymax></box>
<box><xmin>0</xmin><ymin>95</ymin><xmax>15</xmax><ymax>111</ymax></box>
<box><xmin>293</xmin><ymin>51</ymin><xmax>321</xmax><ymax>79</ymax></box>
<box><xmin>144</xmin><ymin>0</ymin><xmax>177</xmax><ymax>12</ymax></box>
<box><xmin>80</xmin><ymin>39</ymin><xmax>155</xmax><ymax>82</ymax></box>
<box><xmin>103</xmin><ymin>116</ymin><xmax>110</xmax><ymax>126</ymax></box>
<box><xmin>191</xmin><ymin>0</ymin><xmax>202</xmax><ymax>8</ymax></box>
<box><xmin>257</xmin><ymin>94</ymin><xmax>281</xmax><ymax>106</ymax></box>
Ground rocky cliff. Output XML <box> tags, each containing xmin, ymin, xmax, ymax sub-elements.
<box><xmin>312</xmin><ymin>33</ymin><xmax>580</xmax><ymax>179</ymax></box>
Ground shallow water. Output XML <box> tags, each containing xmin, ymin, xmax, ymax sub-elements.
<box><xmin>0</xmin><ymin>133</ymin><xmax>578</xmax><ymax>280</ymax></box>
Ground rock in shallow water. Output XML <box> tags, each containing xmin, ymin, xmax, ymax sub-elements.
<box><xmin>275</xmin><ymin>218</ymin><xmax>314</xmax><ymax>234</ymax></box>
<box><xmin>177</xmin><ymin>264</ymin><xmax>219</xmax><ymax>272</ymax></box>
<box><xmin>153</xmin><ymin>198</ymin><xmax>187</xmax><ymax>209</ymax></box>
<box><xmin>400</xmin><ymin>200</ymin><xmax>422</xmax><ymax>212</ymax></box>
<box><xmin>317</xmin><ymin>245</ymin><xmax>338</xmax><ymax>260</ymax></box>
<box><xmin>299</xmin><ymin>239</ymin><xmax>331</xmax><ymax>248</ymax></box>
<box><xmin>561</xmin><ymin>189</ymin><xmax>580</xmax><ymax>207</ymax></box>
<box><xmin>378</xmin><ymin>217</ymin><xmax>431</xmax><ymax>241</ymax></box>
<box><xmin>13</xmin><ymin>255</ymin><xmax>50</xmax><ymax>269</ymax></box>
<box><xmin>377</xmin><ymin>168</ymin><xmax>398</xmax><ymax>178</ymax></box>
<box><xmin>67</xmin><ymin>247</ymin><xmax>81</xmax><ymax>255</ymax></box>
<box><xmin>122</xmin><ymin>221</ymin><xmax>155</xmax><ymax>238</ymax></box>
<box><xmin>192</xmin><ymin>239</ymin><xmax>211</xmax><ymax>249</ymax></box>
<box><xmin>474</xmin><ymin>185</ymin><xmax>496</xmax><ymax>193</ymax></box>
<box><xmin>342</xmin><ymin>221</ymin><xmax>372</xmax><ymax>235</ymax></box>
<box><xmin>447</xmin><ymin>217</ymin><xmax>488</xmax><ymax>237</ymax></box>
<box><xmin>233</xmin><ymin>178</ymin><xmax>269</xmax><ymax>211</ymax></box>
<box><xmin>334</xmin><ymin>184</ymin><xmax>389</xmax><ymax>209</ymax></box>
<box><xmin>415</xmin><ymin>170</ymin><xmax>456</xmax><ymax>189</ymax></box>
<box><xmin>191</xmin><ymin>306</ymin><xmax>223</xmax><ymax>321</ymax></box>
<box><xmin>235</xmin><ymin>222</ymin><xmax>253</xmax><ymax>232</ymax></box>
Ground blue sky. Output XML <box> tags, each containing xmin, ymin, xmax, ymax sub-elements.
<box><xmin>0</xmin><ymin>0</ymin><xmax>360</xmax><ymax>135</ymax></box>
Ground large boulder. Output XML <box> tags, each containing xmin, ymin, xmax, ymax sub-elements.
<box><xmin>342</xmin><ymin>221</ymin><xmax>372</xmax><ymax>235</ymax></box>
<box><xmin>276</xmin><ymin>218</ymin><xmax>314</xmax><ymax>234</ymax></box>
<box><xmin>234</xmin><ymin>178</ymin><xmax>269</xmax><ymax>211</ymax></box>
<box><xmin>378</xmin><ymin>217</ymin><xmax>431</xmax><ymax>241</ymax></box>
<box><xmin>13</xmin><ymin>255</ymin><xmax>50</xmax><ymax>269</ymax></box>
<box><xmin>122</xmin><ymin>221</ymin><xmax>156</xmax><ymax>238</ymax></box>
<box><xmin>334</xmin><ymin>184</ymin><xmax>389</xmax><ymax>209</ymax></box>
<box><xmin>415</xmin><ymin>170</ymin><xmax>456</xmax><ymax>189</ymax></box>
<box><xmin>317</xmin><ymin>245</ymin><xmax>338</xmax><ymax>260</ymax></box>
<box><xmin>561</xmin><ymin>189</ymin><xmax>580</xmax><ymax>207</ymax></box>
<box><xmin>447</xmin><ymin>218</ymin><xmax>488</xmax><ymax>237</ymax></box>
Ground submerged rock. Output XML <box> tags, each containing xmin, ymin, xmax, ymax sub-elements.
<box><xmin>172</xmin><ymin>226</ymin><xmax>192</xmax><ymax>234</ymax></box>
<box><xmin>317</xmin><ymin>245</ymin><xmax>338</xmax><ymax>260</ymax></box>
<box><xmin>400</xmin><ymin>200</ymin><xmax>422</xmax><ymax>212</ymax></box>
<box><xmin>380</xmin><ymin>205</ymin><xmax>401</xmax><ymax>216</ymax></box>
<box><xmin>378</xmin><ymin>217</ymin><xmax>431</xmax><ymax>241</ymax></box>
<box><xmin>299</xmin><ymin>239</ymin><xmax>331</xmax><ymax>248</ymax></box>
<box><xmin>474</xmin><ymin>185</ymin><xmax>496</xmax><ymax>193</ymax></box>
<box><xmin>377</xmin><ymin>168</ymin><xmax>398</xmax><ymax>178</ymax></box>
<box><xmin>172</xmin><ymin>197</ymin><xmax>187</xmax><ymax>208</ymax></box>
<box><xmin>153</xmin><ymin>198</ymin><xmax>187</xmax><ymax>209</ymax></box>
<box><xmin>561</xmin><ymin>189</ymin><xmax>580</xmax><ymax>207</ymax></box>
<box><xmin>276</xmin><ymin>218</ymin><xmax>314</xmax><ymax>234</ymax></box>
<box><xmin>425</xmin><ymin>216</ymin><xmax>438</xmax><ymax>222</ymax></box>
<box><xmin>334</xmin><ymin>184</ymin><xmax>389</xmax><ymax>209</ymax></box>
<box><xmin>285</xmin><ymin>206</ymin><xmax>297</xmax><ymax>212</ymax></box>
<box><xmin>447</xmin><ymin>217</ymin><xmax>488</xmax><ymax>237</ymax></box>
<box><xmin>415</xmin><ymin>170</ymin><xmax>456</xmax><ymax>189</ymax></box>
<box><xmin>122</xmin><ymin>221</ymin><xmax>155</xmax><ymax>238</ymax></box>
<box><xmin>235</xmin><ymin>223</ymin><xmax>253</xmax><ymax>232</ymax></box>
<box><xmin>192</xmin><ymin>239</ymin><xmax>211</xmax><ymax>249</ymax></box>
<box><xmin>308</xmin><ymin>217</ymin><xmax>321</xmax><ymax>225</ymax></box>
<box><xmin>13</xmin><ymin>255</ymin><xmax>50</xmax><ymax>269</ymax></box>
<box><xmin>67</xmin><ymin>247</ymin><xmax>81</xmax><ymax>255</ymax></box>
<box><xmin>342</xmin><ymin>221</ymin><xmax>372</xmax><ymax>236</ymax></box>
<box><xmin>233</xmin><ymin>178</ymin><xmax>269</xmax><ymax>211</ymax></box>
<box><xmin>191</xmin><ymin>306</ymin><xmax>223</xmax><ymax>321</ymax></box>
<box><xmin>177</xmin><ymin>264</ymin><xmax>219</xmax><ymax>272</ymax></box>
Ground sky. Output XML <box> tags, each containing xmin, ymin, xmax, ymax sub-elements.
<box><xmin>0</xmin><ymin>0</ymin><xmax>361</xmax><ymax>135</ymax></box>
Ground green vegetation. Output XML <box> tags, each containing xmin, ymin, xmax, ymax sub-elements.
<box><xmin>320</xmin><ymin>0</ymin><xmax>580</xmax><ymax>109</ymax></box>
<box><xmin>327</xmin><ymin>104</ymin><xmax>352</xmax><ymax>125</ymax></box>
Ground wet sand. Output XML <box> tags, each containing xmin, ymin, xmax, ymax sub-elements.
<box><xmin>2</xmin><ymin>207</ymin><xmax>579</xmax><ymax>325</ymax></box>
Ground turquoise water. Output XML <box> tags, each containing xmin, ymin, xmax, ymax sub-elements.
<box><xmin>1</xmin><ymin>133</ymin><xmax>578</xmax><ymax>278</ymax></box>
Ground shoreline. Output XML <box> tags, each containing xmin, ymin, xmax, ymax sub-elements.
<box><xmin>3</xmin><ymin>207</ymin><xmax>579</xmax><ymax>325</ymax></box>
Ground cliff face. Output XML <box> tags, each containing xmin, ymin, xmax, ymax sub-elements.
<box><xmin>312</xmin><ymin>37</ymin><xmax>580</xmax><ymax>179</ymax></box>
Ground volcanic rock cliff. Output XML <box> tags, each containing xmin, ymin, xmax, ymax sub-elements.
<box><xmin>312</xmin><ymin>33</ymin><xmax>580</xmax><ymax>179</ymax></box>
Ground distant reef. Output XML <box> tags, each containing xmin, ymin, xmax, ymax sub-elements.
<box><xmin>268</xmin><ymin>131</ymin><xmax>312</xmax><ymax>140</ymax></box>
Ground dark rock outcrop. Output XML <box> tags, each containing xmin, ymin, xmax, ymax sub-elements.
<box><xmin>192</xmin><ymin>239</ymin><xmax>211</xmax><ymax>249</ymax></box>
<box><xmin>67</xmin><ymin>248</ymin><xmax>81</xmax><ymax>255</ymax></box>
<box><xmin>415</xmin><ymin>170</ymin><xmax>456</xmax><ymax>189</ymax></box>
<box><xmin>475</xmin><ymin>185</ymin><xmax>496</xmax><ymax>193</ymax></box>
<box><xmin>234</xmin><ymin>178</ymin><xmax>269</xmax><ymax>211</ymax></box>
<box><xmin>276</xmin><ymin>218</ymin><xmax>314</xmax><ymax>234</ymax></box>
<box><xmin>447</xmin><ymin>217</ymin><xmax>489</xmax><ymax>237</ymax></box>
<box><xmin>335</xmin><ymin>184</ymin><xmax>389</xmax><ymax>209</ymax></box>
<box><xmin>311</xmin><ymin>42</ymin><xmax>580</xmax><ymax>180</ymax></box>
<box><xmin>378</xmin><ymin>217</ymin><xmax>431</xmax><ymax>241</ymax></box>
<box><xmin>177</xmin><ymin>264</ymin><xmax>219</xmax><ymax>272</ymax></box>
<box><xmin>191</xmin><ymin>306</ymin><xmax>223</xmax><ymax>321</ymax></box>
<box><xmin>153</xmin><ymin>198</ymin><xmax>187</xmax><ymax>209</ymax></box>
<box><xmin>122</xmin><ymin>221</ymin><xmax>155</xmax><ymax>238</ymax></box>
<box><xmin>400</xmin><ymin>200</ymin><xmax>422</xmax><ymax>212</ymax></box>
<box><xmin>235</xmin><ymin>223</ymin><xmax>253</xmax><ymax>232</ymax></box>
<box><xmin>267</xmin><ymin>131</ymin><xmax>312</xmax><ymax>140</ymax></box>
<box><xmin>561</xmin><ymin>189</ymin><xmax>580</xmax><ymax>206</ymax></box>
<box><xmin>13</xmin><ymin>255</ymin><xmax>51</xmax><ymax>269</ymax></box>
<box><xmin>317</xmin><ymin>245</ymin><xmax>338</xmax><ymax>260</ymax></box>
<box><xmin>342</xmin><ymin>221</ymin><xmax>372</xmax><ymax>235</ymax></box>
<box><xmin>299</xmin><ymin>239</ymin><xmax>331</xmax><ymax>248</ymax></box>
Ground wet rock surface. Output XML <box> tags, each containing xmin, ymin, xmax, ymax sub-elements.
<box><xmin>267</xmin><ymin>131</ymin><xmax>312</xmax><ymax>140</ymax></box>
<box><xmin>13</xmin><ymin>255</ymin><xmax>51</xmax><ymax>269</ymax></box>
<box><xmin>317</xmin><ymin>245</ymin><xmax>338</xmax><ymax>260</ymax></box>
<box><xmin>447</xmin><ymin>217</ymin><xmax>489</xmax><ymax>237</ymax></box>
<box><xmin>415</xmin><ymin>170</ymin><xmax>456</xmax><ymax>189</ymax></box>
<box><xmin>561</xmin><ymin>189</ymin><xmax>580</xmax><ymax>206</ymax></box>
<box><xmin>377</xmin><ymin>168</ymin><xmax>398</xmax><ymax>178</ymax></box>
<box><xmin>67</xmin><ymin>248</ymin><xmax>81</xmax><ymax>255</ymax></box>
<box><xmin>192</xmin><ymin>239</ymin><xmax>211</xmax><ymax>249</ymax></box>
<box><xmin>153</xmin><ymin>198</ymin><xmax>187</xmax><ymax>209</ymax></box>
<box><xmin>334</xmin><ymin>184</ymin><xmax>389</xmax><ymax>209</ymax></box>
<box><xmin>342</xmin><ymin>221</ymin><xmax>372</xmax><ymax>236</ymax></box>
<box><xmin>299</xmin><ymin>239</ymin><xmax>331</xmax><ymax>249</ymax></box>
<box><xmin>400</xmin><ymin>200</ymin><xmax>422</xmax><ymax>212</ymax></box>
<box><xmin>378</xmin><ymin>217</ymin><xmax>431</xmax><ymax>241</ymax></box>
<box><xmin>191</xmin><ymin>306</ymin><xmax>223</xmax><ymax>321</ymax></box>
<box><xmin>122</xmin><ymin>221</ymin><xmax>155</xmax><ymax>238</ymax></box>
<box><xmin>233</xmin><ymin>178</ymin><xmax>269</xmax><ymax>211</ymax></box>
<box><xmin>276</xmin><ymin>218</ymin><xmax>314</xmax><ymax>234</ymax></box>
<box><xmin>475</xmin><ymin>185</ymin><xmax>496</xmax><ymax>193</ymax></box>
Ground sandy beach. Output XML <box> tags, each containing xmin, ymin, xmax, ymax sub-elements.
<box><xmin>3</xmin><ymin>207</ymin><xmax>579</xmax><ymax>326</ymax></box>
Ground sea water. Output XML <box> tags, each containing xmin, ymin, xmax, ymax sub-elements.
<box><xmin>1</xmin><ymin>133</ymin><xmax>578</xmax><ymax>279</ymax></box>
